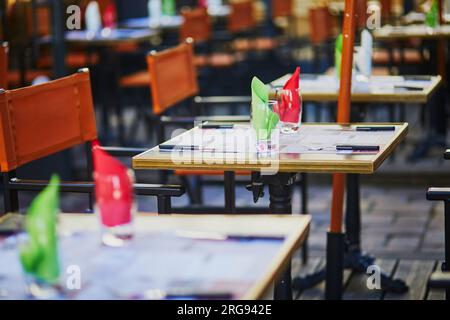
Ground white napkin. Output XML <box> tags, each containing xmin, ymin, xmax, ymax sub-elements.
<box><xmin>355</xmin><ymin>29</ymin><xmax>373</xmax><ymax>78</ymax></box>
<box><xmin>148</xmin><ymin>0</ymin><xmax>162</xmax><ymax>25</ymax></box>
<box><xmin>85</xmin><ymin>1</ymin><xmax>102</xmax><ymax>33</ymax></box>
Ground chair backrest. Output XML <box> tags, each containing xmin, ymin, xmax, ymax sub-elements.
<box><xmin>32</xmin><ymin>4</ymin><xmax>51</xmax><ymax>37</ymax></box>
<box><xmin>180</xmin><ymin>7</ymin><xmax>211</xmax><ymax>43</ymax></box>
<box><xmin>380</xmin><ymin>0</ymin><xmax>392</xmax><ymax>21</ymax></box>
<box><xmin>272</xmin><ymin>0</ymin><xmax>293</xmax><ymax>18</ymax></box>
<box><xmin>355</xmin><ymin>0</ymin><xmax>367</xmax><ymax>29</ymax></box>
<box><xmin>228</xmin><ymin>0</ymin><xmax>255</xmax><ymax>33</ymax></box>
<box><xmin>0</xmin><ymin>42</ymin><xmax>8</xmax><ymax>90</ymax></box>
<box><xmin>0</xmin><ymin>69</ymin><xmax>97</xmax><ymax>173</ymax></box>
<box><xmin>308</xmin><ymin>6</ymin><xmax>333</xmax><ymax>45</ymax></box>
<box><xmin>146</xmin><ymin>40</ymin><xmax>199</xmax><ymax>115</ymax></box>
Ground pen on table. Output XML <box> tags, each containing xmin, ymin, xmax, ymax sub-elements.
<box><xmin>393</xmin><ymin>85</ymin><xmax>423</xmax><ymax>91</ymax></box>
<box><xmin>403</xmin><ymin>75</ymin><xmax>432</xmax><ymax>81</ymax></box>
<box><xmin>175</xmin><ymin>230</ymin><xmax>284</xmax><ymax>241</ymax></box>
<box><xmin>336</xmin><ymin>145</ymin><xmax>380</xmax><ymax>152</ymax></box>
<box><xmin>159</xmin><ymin>144</ymin><xmax>199</xmax><ymax>151</ymax></box>
<box><xmin>200</xmin><ymin>123</ymin><xmax>234</xmax><ymax>129</ymax></box>
<box><xmin>356</xmin><ymin>126</ymin><xmax>395</xmax><ymax>132</ymax></box>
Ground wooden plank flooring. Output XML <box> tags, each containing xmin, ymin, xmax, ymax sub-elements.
<box><xmin>293</xmin><ymin>258</ymin><xmax>446</xmax><ymax>300</ymax></box>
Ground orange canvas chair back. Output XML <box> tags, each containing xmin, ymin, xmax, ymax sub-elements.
<box><xmin>146</xmin><ymin>40</ymin><xmax>199</xmax><ymax>115</ymax></box>
<box><xmin>0</xmin><ymin>43</ymin><xmax>8</xmax><ymax>90</ymax></box>
<box><xmin>180</xmin><ymin>7</ymin><xmax>212</xmax><ymax>43</ymax></box>
<box><xmin>34</xmin><ymin>4</ymin><xmax>51</xmax><ymax>37</ymax></box>
<box><xmin>0</xmin><ymin>70</ymin><xmax>97</xmax><ymax>172</ymax></box>
<box><xmin>228</xmin><ymin>1</ymin><xmax>255</xmax><ymax>33</ymax></box>
<box><xmin>380</xmin><ymin>0</ymin><xmax>391</xmax><ymax>21</ymax></box>
<box><xmin>309</xmin><ymin>6</ymin><xmax>333</xmax><ymax>45</ymax></box>
<box><xmin>272</xmin><ymin>0</ymin><xmax>293</xmax><ymax>18</ymax></box>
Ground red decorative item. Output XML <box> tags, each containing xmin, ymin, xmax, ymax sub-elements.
<box><xmin>103</xmin><ymin>2</ymin><xmax>117</xmax><ymax>28</ymax></box>
<box><xmin>277</xmin><ymin>67</ymin><xmax>301</xmax><ymax>123</ymax></box>
<box><xmin>198</xmin><ymin>0</ymin><xmax>208</xmax><ymax>8</ymax></box>
<box><xmin>92</xmin><ymin>140</ymin><xmax>134</xmax><ymax>228</ymax></box>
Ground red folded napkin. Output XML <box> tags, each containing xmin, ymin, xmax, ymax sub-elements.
<box><xmin>92</xmin><ymin>140</ymin><xmax>133</xmax><ymax>227</ymax></box>
<box><xmin>277</xmin><ymin>67</ymin><xmax>301</xmax><ymax>123</ymax></box>
<box><xmin>103</xmin><ymin>1</ymin><xmax>117</xmax><ymax>28</ymax></box>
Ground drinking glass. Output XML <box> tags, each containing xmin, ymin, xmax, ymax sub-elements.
<box><xmin>95</xmin><ymin>170</ymin><xmax>136</xmax><ymax>247</ymax></box>
<box><xmin>274</xmin><ymin>88</ymin><xmax>302</xmax><ymax>134</ymax></box>
<box><xmin>251</xmin><ymin>100</ymin><xmax>279</xmax><ymax>153</ymax></box>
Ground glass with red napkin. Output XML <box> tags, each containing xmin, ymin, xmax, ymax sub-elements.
<box><xmin>274</xmin><ymin>67</ymin><xmax>302</xmax><ymax>134</ymax></box>
<box><xmin>92</xmin><ymin>141</ymin><xmax>136</xmax><ymax>247</ymax></box>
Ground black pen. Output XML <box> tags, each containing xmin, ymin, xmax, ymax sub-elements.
<box><xmin>336</xmin><ymin>145</ymin><xmax>380</xmax><ymax>152</ymax></box>
<box><xmin>403</xmin><ymin>75</ymin><xmax>432</xmax><ymax>81</ymax></box>
<box><xmin>356</xmin><ymin>126</ymin><xmax>395</xmax><ymax>131</ymax></box>
<box><xmin>394</xmin><ymin>85</ymin><xmax>423</xmax><ymax>91</ymax></box>
<box><xmin>200</xmin><ymin>124</ymin><xmax>234</xmax><ymax>129</ymax></box>
<box><xmin>159</xmin><ymin>144</ymin><xmax>199</xmax><ymax>151</ymax></box>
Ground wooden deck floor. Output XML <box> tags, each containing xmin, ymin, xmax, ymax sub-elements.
<box><xmin>292</xmin><ymin>257</ymin><xmax>446</xmax><ymax>300</ymax></box>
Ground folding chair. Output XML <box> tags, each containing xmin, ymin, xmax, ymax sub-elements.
<box><xmin>308</xmin><ymin>6</ymin><xmax>335</xmax><ymax>73</ymax></box>
<box><xmin>0</xmin><ymin>69</ymin><xmax>184</xmax><ymax>215</ymax></box>
<box><xmin>426</xmin><ymin>149</ymin><xmax>450</xmax><ymax>300</ymax></box>
<box><xmin>272</xmin><ymin>0</ymin><xmax>293</xmax><ymax>19</ymax></box>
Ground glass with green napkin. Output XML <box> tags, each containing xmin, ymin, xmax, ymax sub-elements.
<box><xmin>335</xmin><ymin>33</ymin><xmax>343</xmax><ymax>78</ymax></box>
<box><xmin>19</xmin><ymin>175</ymin><xmax>61</xmax><ymax>299</ymax></box>
<box><xmin>251</xmin><ymin>77</ymin><xmax>279</xmax><ymax>153</ymax></box>
<box><xmin>425</xmin><ymin>0</ymin><xmax>439</xmax><ymax>28</ymax></box>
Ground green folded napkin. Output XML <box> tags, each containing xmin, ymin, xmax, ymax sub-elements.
<box><xmin>20</xmin><ymin>175</ymin><xmax>60</xmax><ymax>285</ymax></box>
<box><xmin>335</xmin><ymin>34</ymin><xmax>343</xmax><ymax>78</ymax></box>
<box><xmin>426</xmin><ymin>0</ymin><xmax>439</xmax><ymax>28</ymax></box>
<box><xmin>162</xmin><ymin>0</ymin><xmax>176</xmax><ymax>16</ymax></box>
<box><xmin>251</xmin><ymin>77</ymin><xmax>279</xmax><ymax>140</ymax></box>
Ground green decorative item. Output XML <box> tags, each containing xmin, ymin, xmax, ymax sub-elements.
<box><xmin>251</xmin><ymin>77</ymin><xmax>279</xmax><ymax>141</ymax></box>
<box><xmin>335</xmin><ymin>34</ymin><xmax>343</xmax><ymax>78</ymax></box>
<box><xmin>162</xmin><ymin>0</ymin><xmax>175</xmax><ymax>16</ymax></box>
<box><xmin>426</xmin><ymin>0</ymin><xmax>439</xmax><ymax>28</ymax></box>
<box><xmin>19</xmin><ymin>175</ymin><xmax>61</xmax><ymax>285</ymax></box>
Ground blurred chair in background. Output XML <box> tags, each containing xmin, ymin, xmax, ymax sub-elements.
<box><xmin>0</xmin><ymin>69</ymin><xmax>184</xmax><ymax>214</ymax></box>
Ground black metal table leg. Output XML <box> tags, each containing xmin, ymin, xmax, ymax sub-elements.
<box><xmin>325</xmin><ymin>231</ymin><xmax>345</xmax><ymax>300</ymax></box>
<box><xmin>266</xmin><ymin>173</ymin><xmax>295</xmax><ymax>300</ymax></box>
<box><xmin>224</xmin><ymin>171</ymin><xmax>236</xmax><ymax>214</ymax></box>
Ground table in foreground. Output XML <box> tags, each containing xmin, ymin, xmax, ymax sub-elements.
<box><xmin>0</xmin><ymin>214</ymin><xmax>310</xmax><ymax>300</ymax></box>
<box><xmin>271</xmin><ymin>74</ymin><xmax>442</xmax><ymax>104</ymax></box>
<box><xmin>132</xmin><ymin>122</ymin><xmax>409</xmax><ymax>299</ymax></box>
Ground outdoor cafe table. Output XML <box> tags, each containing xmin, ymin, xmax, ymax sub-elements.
<box><xmin>271</xmin><ymin>74</ymin><xmax>442</xmax><ymax>104</ymax></box>
<box><xmin>132</xmin><ymin>122</ymin><xmax>409</xmax><ymax>299</ymax></box>
<box><xmin>0</xmin><ymin>213</ymin><xmax>310</xmax><ymax>300</ymax></box>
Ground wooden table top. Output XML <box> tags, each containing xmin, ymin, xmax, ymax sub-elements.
<box><xmin>373</xmin><ymin>24</ymin><xmax>450</xmax><ymax>40</ymax></box>
<box><xmin>132</xmin><ymin>122</ymin><xmax>408</xmax><ymax>174</ymax></box>
<box><xmin>271</xmin><ymin>74</ymin><xmax>442</xmax><ymax>103</ymax></box>
<box><xmin>0</xmin><ymin>213</ymin><xmax>310</xmax><ymax>300</ymax></box>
